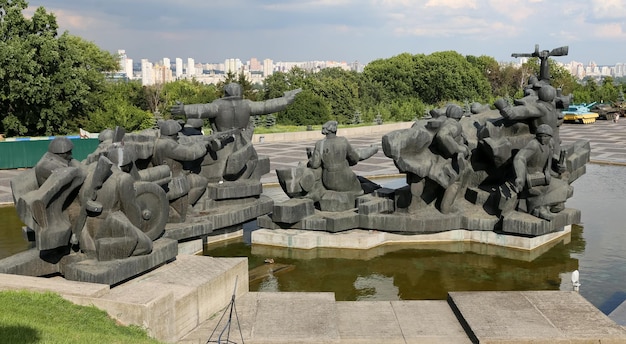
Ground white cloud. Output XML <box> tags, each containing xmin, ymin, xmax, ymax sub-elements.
<box><xmin>425</xmin><ymin>0</ymin><xmax>478</xmax><ymax>9</ymax></box>
<box><xmin>590</xmin><ymin>0</ymin><xmax>626</xmax><ymax>20</ymax></box>
<box><xmin>593</xmin><ymin>23</ymin><xmax>626</xmax><ymax>38</ymax></box>
<box><xmin>396</xmin><ymin>16</ymin><xmax>519</xmax><ymax>38</ymax></box>
<box><xmin>262</xmin><ymin>0</ymin><xmax>353</xmax><ymax>11</ymax></box>
<box><xmin>488</xmin><ymin>0</ymin><xmax>537</xmax><ymax>23</ymax></box>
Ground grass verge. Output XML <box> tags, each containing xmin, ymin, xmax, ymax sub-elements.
<box><xmin>0</xmin><ymin>290</ymin><xmax>163</xmax><ymax>344</ymax></box>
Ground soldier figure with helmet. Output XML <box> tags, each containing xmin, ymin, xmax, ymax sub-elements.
<box><xmin>513</xmin><ymin>124</ymin><xmax>571</xmax><ymax>219</ymax></box>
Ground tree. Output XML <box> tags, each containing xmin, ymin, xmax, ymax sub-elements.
<box><xmin>309</xmin><ymin>68</ymin><xmax>360</xmax><ymax>124</ymax></box>
<box><xmin>599</xmin><ymin>76</ymin><xmax>619</xmax><ymax>103</ymax></box>
<box><xmin>0</xmin><ymin>0</ymin><xmax>118</xmax><ymax>135</ymax></box>
<box><xmin>362</xmin><ymin>53</ymin><xmax>419</xmax><ymax>102</ymax></box>
<box><xmin>81</xmin><ymin>90</ymin><xmax>154</xmax><ymax>133</ymax></box>
<box><xmin>277</xmin><ymin>89</ymin><xmax>331</xmax><ymax>126</ymax></box>
<box><xmin>262</xmin><ymin>67</ymin><xmax>308</xmax><ymax>100</ymax></box>
<box><xmin>0</xmin><ymin>0</ymin><xmax>118</xmax><ymax>136</ymax></box>
<box><xmin>76</xmin><ymin>80</ymin><xmax>154</xmax><ymax>132</ymax></box>
<box><xmin>163</xmin><ymin>79</ymin><xmax>219</xmax><ymax>118</ymax></box>
<box><xmin>414</xmin><ymin>51</ymin><xmax>491</xmax><ymax>104</ymax></box>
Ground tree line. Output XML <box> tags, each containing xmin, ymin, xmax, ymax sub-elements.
<box><xmin>2</xmin><ymin>0</ymin><xmax>624</xmax><ymax>137</ymax></box>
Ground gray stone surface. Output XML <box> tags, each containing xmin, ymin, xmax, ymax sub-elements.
<box><xmin>272</xmin><ymin>198</ymin><xmax>315</xmax><ymax>223</ymax></box>
<box><xmin>356</xmin><ymin>195</ymin><xmax>394</xmax><ymax>215</ymax></box>
<box><xmin>252</xmin><ymin>292</ymin><xmax>340</xmax><ymax>342</ymax></box>
<box><xmin>335</xmin><ymin>301</ymin><xmax>406</xmax><ymax>344</ymax></box>
<box><xmin>448</xmin><ymin>291</ymin><xmax>626</xmax><ymax>343</ymax></box>
<box><xmin>502</xmin><ymin>208</ymin><xmax>580</xmax><ymax>236</ymax></box>
<box><xmin>164</xmin><ymin>195</ymin><xmax>274</xmax><ymax>240</ymax></box>
<box><xmin>358</xmin><ymin>210</ymin><xmax>462</xmax><ymax>233</ymax></box>
<box><xmin>610</xmin><ymin>299</ymin><xmax>626</xmax><ymax>326</ymax></box>
<box><xmin>390</xmin><ymin>300</ymin><xmax>471</xmax><ymax>344</ymax></box>
<box><xmin>205</xmin><ymin>179</ymin><xmax>263</xmax><ymax>200</ymax></box>
<box><xmin>252</xmin><ymin>226</ymin><xmax>573</xmax><ymax>252</ymax></box>
<box><xmin>321</xmin><ymin>211</ymin><xmax>359</xmax><ymax>232</ymax></box>
<box><xmin>63</xmin><ymin>238</ymin><xmax>178</xmax><ymax>285</ymax></box>
<box><xmin>319</xmin><ymin>190</ymin><xmax>357</xmax><ymax>212</ymax></box>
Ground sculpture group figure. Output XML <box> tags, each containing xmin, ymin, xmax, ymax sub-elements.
<box><xmin>6</xmin><ymin>83</ymin><xmax>300</xmax><ymax>284</ymax></box>
<box><xmin>381</xmin><ymin>80</ymin><xmax>584</xmax><ymax>225</ymax></box>
<box><xmin>271</xmin><ymin>45</ymin><xmax>588</xmax><ymax>236</ymax></box>
<box><xmin>5</xmin><ymin>45</ymin><xmax>591</xmax><ymax>284</ymax></box>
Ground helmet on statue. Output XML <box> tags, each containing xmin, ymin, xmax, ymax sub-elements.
<box><xmin>48</xmin><ymin>137</ymin><xmax>74</xmax><ymax>154</ymax></box>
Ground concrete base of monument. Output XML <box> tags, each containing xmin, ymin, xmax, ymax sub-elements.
<box><xmin>163</xmin><ymin>194</ymin><xmax>273</xmax><ymax>241</ymax></box>
<box><xmin>0</xmin><ymin>255</ymin><xmax>248</xmax><ymax>343</ymax></box>
<box><xmin>63</xmin><ymin>238</ymin><xmax>179</xmax><ymax>285</ymax></box>
<box><xmin>0</xmin><ymin>238</ymin><xmax>179</xmax><ymax>286</ymax></box>
<box><xmin>252</xmin><ymin>224</ymin><xmax>572</xmax><ymax>253</ymax></box>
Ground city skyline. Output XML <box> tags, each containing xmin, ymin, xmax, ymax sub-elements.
<box><xmin>123</xmin><ymin>49</ymin><xmax>626</xmax><ymax>88</ymax></box>
<box><xmin>26</xmin><ymin>0</ymin><xmax>626</xmax><ymax>66</ymax></box>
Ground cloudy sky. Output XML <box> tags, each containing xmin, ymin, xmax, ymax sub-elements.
<box><xmin>27</xmin><ymin>0</ymin><xmax>626</xmax><ymax>66</ymax></box>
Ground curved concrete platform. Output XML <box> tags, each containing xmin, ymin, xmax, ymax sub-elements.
<box><xmin>252</xmin><ymin>225</ymin><xmax>572</xmax><ymax>253</ymax></box>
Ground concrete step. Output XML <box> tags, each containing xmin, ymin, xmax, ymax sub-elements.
<box><xmin>179</xmin><ymin>292</ymin><xmax>472</xmax><ymax>344</ymax></box>
<box><xmin>448</xmin><ymin>291</ymin><xmax>626</xmax><ymax>343</ymax></box>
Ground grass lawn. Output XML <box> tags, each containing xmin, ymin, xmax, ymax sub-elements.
<box><xmin>0</xmin><ymin>290</ymin><xmax>163</xmax><ymax>344</ymax></box>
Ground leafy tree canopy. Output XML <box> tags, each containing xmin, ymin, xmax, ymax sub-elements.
<box><xmin>0</xmin><ymin>0</ymin><xmax>118</xmax><ymax>136</ymax></box>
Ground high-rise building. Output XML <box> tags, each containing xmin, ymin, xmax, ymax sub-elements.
<box><xmin>187</xmin><ymin>58</ymin><xmax>195</xmax><ymax>76</ymax></box>
<box><xmin>249</xmin><ymin>57</ymin><xmax>261</xmax><ymax>71</ymax></box>
<box><xmin>263</xmin><ymin>58</ymin><xmax>273</xmax><ymax>77</ymax></box>
<box><xmin>224</xmin><ymin>58</ymin><xmax>242</xmax><ymax>74</ymax></box>
<box><xmin>154</xmin><ymin>64</ymin><xmax>173</xmax><ymax>84</ymax></box>
<box><xmin>117</xmin><ymin>49</ymin><xmax>134</xmax><ymax>78</ymax></box>
<box><xmin>117</xmin><ymin>49</ymin><xmax>127</xmax><ymax>72</ymax></box>
<box><xmin>175</xmin><ymin>58</ymin><xmax>183</xmax><ymax>78</ymax></box>
<box><xmin>163</xmin><ymin>58</ymin><xmax>171</xmax><ymax>70</ymax></box>
<box><xmin>125</xmin><ymin>58</ymin><xmax>134</xmax><ymax>79</ymax></box>
<box><xmin>141</xmin><ymin>59</ymin><xmax>154</xmax><ymax>86</ymax></box>
<box><xmin>615</xmin><ymin>63</ymin><xmax>626</xmax><ymax>78</ymax></box>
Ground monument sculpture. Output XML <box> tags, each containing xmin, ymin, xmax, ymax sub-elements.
<box><xmin>170</xmin><ymin>82</ymin><xmax>301</xmax><ymax>182</ymax></box>
<box><xmin>1</xmin><ymin>83</ymin><xmax>303</xmax><ymax>284</ymax></box>
<box><xmin>261</xmin><ymin>121</ymin><xmax>380</xmax><ymax>232</ymax></box>
<box><xmin>263</xmin><ymin>44</ymin><xmax>589</xmax><ymax>237</ymax></box>
<box><xmin>512</xmin><ymin>124</ymin><xmax>572</xmax><ymax>220</ymax></box>
<box><xmin>152</xmin><ymin>119</ymin><xmax>208</xmax><ymax>222</ymax></box>
<box><xmin>1</xmin><ymin>46</ymin><xmax>590</xmax><ymax>285</ymax></box>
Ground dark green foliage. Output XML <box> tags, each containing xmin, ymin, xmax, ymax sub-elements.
<box><xmin>263</xmin><ymin>67</ymin><xmax>308</xmax><ymax>100</ymax></box>
<box><xmin>309</xmin><ymin>68</ymin><xmax>360</xmax><ymax>124</ymax></box>
<box><xmin>277</xmin><ymin>89</ymin><xmax>331</xmax><ymax>126</ymax></box>
<box><xmin>413</xmin><ymin>51</ymin><xmax>491</xmax><ymax>104</ymax></box>
<box><xmin>163</xmin><ymin>79</ymin><xmax>220</xmax><ymax>117</ymax></box>
<box><xmin>0</xmin><ymin>0</ymin><xmax>118</xmax><ymax>136</ymax></box>
<box><xmin>80</xmin><ymin>82</ymin><xmax>155</xmax><ymax>132</ymax></box>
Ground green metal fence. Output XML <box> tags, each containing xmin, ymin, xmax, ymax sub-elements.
<box><xmin>0</xmin><ymin>138</ymin><xmax>99</xmax><ymax>169</ymax></box>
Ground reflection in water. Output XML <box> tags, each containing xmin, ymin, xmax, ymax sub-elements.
<box><xmin>354</xmin><ymin>274</ymin><xmax>400</xmax><ymax>301</ymax></box>
<box><xmin>257</xmin><ymin>272</ymin><xmax>280</xmax><ymax>292</ymax></box>
<box><xmin>0</xmin><ymin>207</ymin><xmax>30</xmax><ymax>259</ymax></box>
<box><xmin>566</xmin><ymin>164</ymin><xmax>626</xmax><ymax>314</ymax></box>
<box><xmin>206</xmin><ymin>227</ymin><xmax>581</xmax><ymax>302</ymax></box>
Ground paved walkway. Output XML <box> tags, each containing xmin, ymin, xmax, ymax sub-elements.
<box><xmin>254</xmin><ymin>119</ymin><xmax>626</xmax><ymax>186</ymax></box>
<box><xmin>1</xmin><ymin>120</ymin><xmax>625</xmax><ymax>205</ymax></box>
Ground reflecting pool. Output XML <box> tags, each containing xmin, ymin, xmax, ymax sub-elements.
<box><xmin>205</xmin><ymin>164</ymin><xmax>626</xmax><ymax>314</ymax></box>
